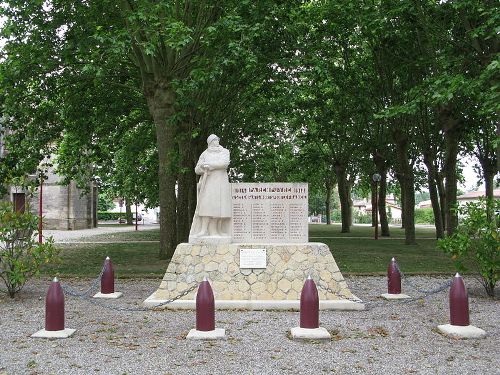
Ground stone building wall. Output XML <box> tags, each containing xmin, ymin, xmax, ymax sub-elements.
<box><xmin>30</xmin><ymin>169</ymin><xmax>96</xmax><ymax>230</ymax></box>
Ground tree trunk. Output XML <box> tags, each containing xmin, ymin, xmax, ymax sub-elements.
<box><xmin>393</xmin><ymin>131</ymin><xmax>416</xmax><ymax>244</ymax></box>
<box><xmin>347</xmin><ymin>180</ymin><xmax>353</xmax><ymax>227</ymax></box>
<box><xmin>440</xmin><ymin>106</ymin><xmax>462</xmax><ymax>236</ymax></box>
<box><xmin>176</xmin><ymin>133</ymin><xmax>191</xmax><ymax>243</ymax></box>
<box><xmin>481</xmin><ymin>160</ymin><xmax>495</xmax><ymax>201</ymax></box>
<box><xmin>378</xmin><ymin>172</ymin><xmax>390</xmax><ymax>237</ymax></box>
<box><xmin>188</xmin><ymin>162</ymin><xmax>197</xmax><ymax>225</ymax></box>
<box><xmin>125</xmin><ymin>199</ymin><xmax>133</xmax><ymax>225</ymax></box>
<box><xmin>371</xmin><ymin>182</ymin><xmax>376</xmax><ymax>227</ymax></box>
<box><xmin>145</xmin><ymin>80</ymin><xmax>177</xmax><ymax>260</ymax></box>
<box><xmin>373</xmin><ymin>152</ymin><xmax>390</xmax><ymax>236</ymax></box>
<box><xmin>403</xmin><ymin>171</ymin><xmax>416</xmax><ymax>245</ymax></box>
<box><xmin>398</xmin><ymin>175</ymin><xmax>405</xmax><ymax>229</ymax></box>
<box><xmin>335</xmin><ymin>163</ymin><xmax>350</xmax><ymax>233</ymax></box>
<box><xmin>423</xmin><ymin>153</ymin><xmax>444</xmax><ymax>239</ymax></box>
<box><xmin>436</xmin><ymin>170</ymin><xmax>446</xmax><ymax>231</ymax></box>
<box><xmin>480</xmin><ymin>159</ymin><xmax>496</xmax><ymax>221</ymax></box>
<box><xmin>325</xmin><ymin>179</ymin><xmax>332</xmax><ymax>225</ymax></box>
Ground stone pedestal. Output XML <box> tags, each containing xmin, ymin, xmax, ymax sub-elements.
<box><xmin>144</xmin><ymin>242</ymin><xmax>363</xmax><ymax>310</ymax></box>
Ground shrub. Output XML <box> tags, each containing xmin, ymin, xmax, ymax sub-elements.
<box><xmin>438</xmin><ymin>198</ymin><xmax>499</xmax><ymax>297</ymax></box>
<box><xmin>0</xmin><ymin>202</ymin><xmax>59</xmax><ymax>298</ymax></box>
<box><xmin>414</xmin><ymin>208</ymin><xmax>435</xmax><ymax>224</ymax></box>
<box><xmin>353</xmin><ymin>210</ymin><xmax>372</xmax><ymax>224</ymax></box>
<box><xmin>331</xmin><ymin>210</ymin><xmax>341</xmax><ymax>223</ymax></box>
<box><xmin>97</xmin><ymin>211</ymin><xmax>123</xmax><ymax>221</ymax></box>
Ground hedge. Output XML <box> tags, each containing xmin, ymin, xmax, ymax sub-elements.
<box><xmin>98</xmin><ymin>212</ymin><xmax>125</xmax><ymax>221</ymax></box>
<box><xmin>414</xmin><ymin>208</ymin><xmax>435</xmax><ymax>224</ymax></box>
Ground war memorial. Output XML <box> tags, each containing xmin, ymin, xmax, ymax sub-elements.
<box><xmin>144</xmin><ymin>134</ymin><xmax>362</xmax><ymax>311</ymax></box>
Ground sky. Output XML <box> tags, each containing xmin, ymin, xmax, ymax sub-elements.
<box><xmin>461</xmin><ymin>158</ymin><xmax>484</xmax><ymax>192</ymax></box>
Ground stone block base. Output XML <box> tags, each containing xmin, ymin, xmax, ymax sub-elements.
<box><xmin>145</xmin><ymin>242</ymin><xmax>360</xmax><ymax>310</ymax></box>
<box><xmin>380</xmin><ymin>293</ymin><xmax>411</xmax><ymax>300</ymax></box>
<box><xmin>93</xmin><ymin>292</ymin><xmax>123</xmax><ymax>299</ymax></box>
<box><xmin>186</xmin><ymin>328</ymin><xmax>226</xmax><ymax>340</ymax></box>
<box><xmin>437</xmin><ymin>324</ymin><xmax>486</xmax><ymax>339</ymax></box>
<box><xmin>290</xmin><ymin>327</ymin><xmax>331</xmax><ymax>340</ymax></box>
<box><xmin>31</xmin><ymin>328</ymin><xmax>76</xmax><ymax>339</ymax></box>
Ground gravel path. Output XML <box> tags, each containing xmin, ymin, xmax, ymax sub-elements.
<box><xmin>0</xmin><ymin>276</ymin><xmax>498</xmax><ymax>375</ymax></box>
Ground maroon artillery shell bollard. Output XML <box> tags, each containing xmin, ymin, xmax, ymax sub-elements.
<box><xmin>449</xmin><ymin>273</ymin><xmax>470</xmax><ymax>326</ymax></box>
<box><xmin>196</xmin><ymin>278</ymin><xmax>215</xmax><ymax>331</ymax></box>
<box><xmin>101</xmin><ymin>256</ymin><xmax>115</xmax><ymax>294</ymax></box>
<box><xmin>387</xmin><ymin>257</ymin><xmax>402</xmax><ymax>294</ymax></box>
<box><xmin>300</xmin><ymin>276</ymin><xmax>319</xmax><ymax>329</ymax></box>
<box><xmin>45</xmin><ymin>277</ymin><xmax>65</xmax><ymax>331</ymax></box>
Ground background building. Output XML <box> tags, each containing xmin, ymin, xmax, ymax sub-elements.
<box><xmin>0</xmin><ymin>125</ymin><xmax>97</xmax><ymax>229</ymax></box>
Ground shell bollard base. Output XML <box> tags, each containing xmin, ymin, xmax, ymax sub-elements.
<box><xmin>93</xmin><ymin>292</ymin><xmax>123</xmax><ymax>299</ymax></box>
<box><xmin>186</xmin><ymin>328</ymin><xmax>226</xmax><ymax>340</ymax></box>
<box><xmin>380</xmin><ymin>293</ymin><xmax>411</xmax><ymax>300</ymax></box>
<box><xmin>31</xmin><ymin>328</ymin><xmax>76</xmax><ymax>339</ymax></box>
<box><xmin>290</xmin><ymin>326</ymin><xmax>331</xmax><ymax>340</ymax></box>
<box><xmin>437</xmin><ymin>324</ymin><xmax>486</xmax><ymax>339</ymax></box>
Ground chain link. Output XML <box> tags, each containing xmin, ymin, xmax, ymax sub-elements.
<box><xmin>395</xmin><ymin>263</ymin><xmax>453</xmax><ymax>294</ymax></box>
<box><xmin>58</xmin><ymin>261</ymin><xmax>453</xmax><ymax>313</ymax></box>
<box><xmin>317</xmin><ymin>272</ymin><xmax>453</xmax><ymax>311</ymax></box>
<box><xmin>60</xmin><ymin>263</ymin><xmax>107</xmax><ymax>298</ymax></box>
<box><xmin>62</xmin><ymin>281</ymin><xmax>199</xmax><ymax>312</ymax></box>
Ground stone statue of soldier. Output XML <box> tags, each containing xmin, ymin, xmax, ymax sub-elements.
<box><xmin>189</xmin><ymin>134</ymin><xmax>231</xmax><ymax>243</ymax></box>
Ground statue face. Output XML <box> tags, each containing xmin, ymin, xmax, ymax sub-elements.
<box><xmin>210</xmin><ymin>138</ymin><xmax>220</xmax><ymax>147</ymax></box>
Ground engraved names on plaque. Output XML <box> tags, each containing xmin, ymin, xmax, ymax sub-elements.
<box><xmin>231</xmin><ymin>183</ymin><xmax>308</xmax><ymax>243</ymax></box>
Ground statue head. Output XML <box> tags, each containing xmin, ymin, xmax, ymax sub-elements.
<box><xmin>207</xmin><ymin>134</ymin><xmax>219</xmax><ymax>146</ymax></box>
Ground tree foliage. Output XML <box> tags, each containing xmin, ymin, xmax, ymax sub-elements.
<box><xmin>0</xmin><ymin>202</ymin><xmax>59</xmax><ymax>298</ymax></box>
<box><xmin>0</xmin><ymin>0</ymin><xmax>497</xmax><ymax>255</ymax></box>
<box><xmin>438</xmin><ymin>199</ymin><xmax>499</xmax><ymax>297</ymax></box>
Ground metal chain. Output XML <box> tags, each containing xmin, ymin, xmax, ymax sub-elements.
<box><xmin>61</xmin><ymin>262</ymin><xmax>107</xmax><ymax>297</ymax></box>
<box><xmin>57</xmin><ymin>262</ymin><xmax>452</xmax><ymax>313</ymax></box>
<box><xmin>59</xmin><ymin>267</ymin><xmax>285</xmax><ymax>313</ymax></box>
<box><xmin>395</xmin><ymin>263</ymin><xmax>453</xmax><ymax>294</ymax></box>
<box><xmin>317</xmin><ymin>274</ymin><xmax>452</xmax><ymax>311</ymax></box>
<box><xmin>61</xmin><ymin>282</ymin><xmax>199</xmax><ymax>312</ymax></box>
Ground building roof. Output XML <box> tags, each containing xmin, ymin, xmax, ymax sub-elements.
<box><xmin>457</xmin><ymin>189</ymin><xmax>500</xmax><ymax>200</ymax></box>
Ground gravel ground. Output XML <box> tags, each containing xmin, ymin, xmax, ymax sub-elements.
<box><xmin>0</xmin><ymin>276</ymin><xmax>498</xmax><ymax>375</ymax></box>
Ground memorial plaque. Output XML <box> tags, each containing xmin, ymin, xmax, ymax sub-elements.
<box><xmin>239</xmin><ymin>248</ymin><xmax>267</xmax><ymax>269</ymax></box>
<box><xmin>231</xmin><ymin>183</ymin><xmax>308</xmax><ymax>243</ymax></box>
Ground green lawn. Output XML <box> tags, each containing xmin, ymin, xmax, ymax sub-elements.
<box><xmin>310</xmin><ymin>224</ymin><xmax>455</xmax><ymax>274</ymax></box>
<box><xmin>79</xmin><ymin>227</ymin><xmax>161</xmax><ymax>242</ymax></box>
<box><xmin>309</xmin><ymin>223</ymin><xmax>437</xmax><ymax>238</ymax></box>
<box><xmin>42</xmin><ymin>223</ymin><xmax>455</xmax><ymax>278</ymax></box>
<box><xmin>42</xmin><ymin>242</ymin><xmax>167</xmax><ymax>278</ymax></box>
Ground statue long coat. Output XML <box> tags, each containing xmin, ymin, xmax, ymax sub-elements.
<box><xmin>194</xmin><ymin>146</ymin><xmax>231</xmax><ymax>218</ymax></box>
